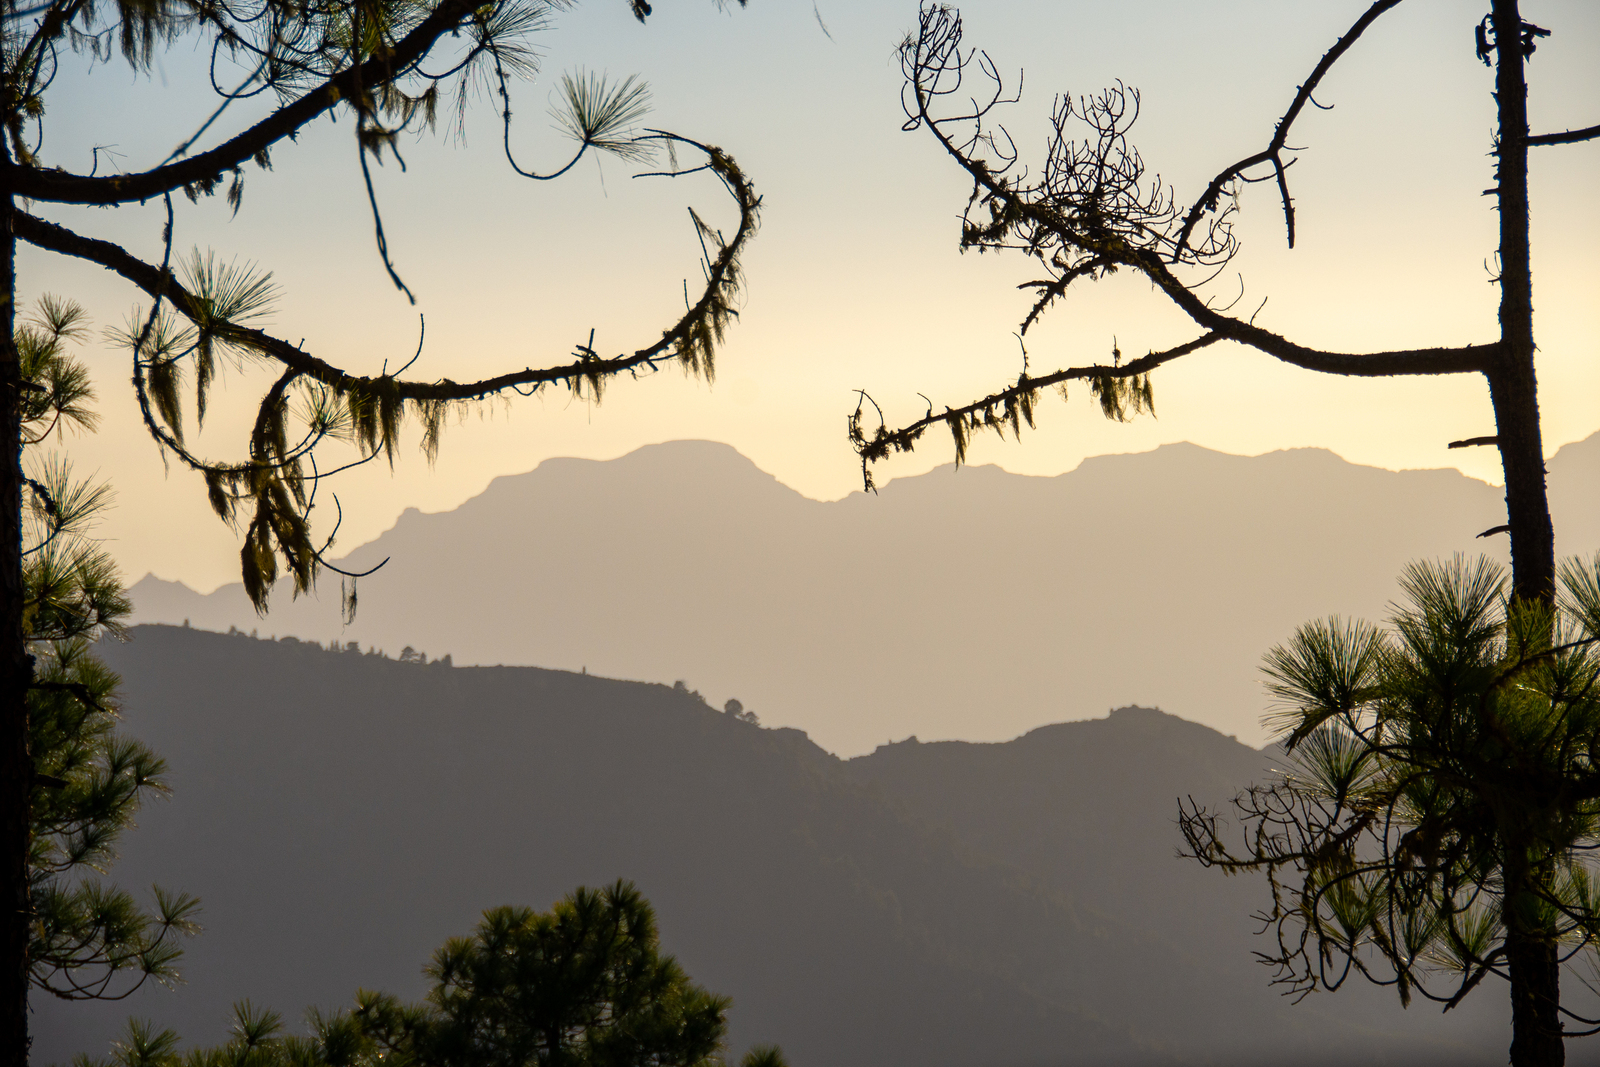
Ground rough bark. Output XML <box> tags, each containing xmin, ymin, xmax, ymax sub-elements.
<box><xmin>1489</xmin><ymin>0</ymin><xmax>1555</xmax><ymax>607</ymax></box>
<box><xmin>0</xmin><ymin>175</ymin><xmax>32</xmax><ymax>1067</ymax></box>
<box><xmin>1504</xmin><ymin>839</ymin><xmax>1564</xmax><ymax>1067</ymax></box>
<box><xmin>1489</xmin><ymin>6</ymin><xmax>1562</xmax><ymax>1063</ymax></box>
<box><xmin>1507</xmin><ymin>930</ymin><xmax>1564</xmax><ymax>1067</ymax></box>
<box><xmin>1491</xmin><ymin>362</ymin><xmax>1555</xmax><ymax>605</ymax></box>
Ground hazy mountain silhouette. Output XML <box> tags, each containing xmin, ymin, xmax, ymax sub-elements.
<box><xmin>127</xmin><ymin>434</ymin><xmax>1600</xmax><ymax>755</ymax></box>
<box><xmin>33</xmin><ymin>626</ymin><xmax>1520</xmax><ymax>1067</ymax></box>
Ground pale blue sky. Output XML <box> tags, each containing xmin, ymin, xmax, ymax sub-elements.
<box><xmin>27</xmin><ymin>0</ymin><xmax>1600</xmax><ymax>590</ymax></box>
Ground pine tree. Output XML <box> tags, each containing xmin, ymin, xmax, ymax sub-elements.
<box><xmin>0</xmin><ymin>2</ymin><xmax>762</xmax><ymax>1061</ymax></box>
<box><xmin>81</xmin><ymin>882</ymin><xmax>786</xmax><ymax>1067</ymax></box>
<box><xmin>29</xmin><ymin>641</ymin><xmax>199</xmax><ymax>1006</ymax></box>
<box><xmin>1182</xmin><ymin>555</ymin><xmax>1600</xmax><ymax>1067</ymax></box>
<box><xmin>849</xmin><ymin>1</ymin><xmax>1595</xmax><ymax>608</ymax></box>
<box><xmin>849</xmin><ymin>5</ymin><xmax>1598</xmax><ymax>1064</ymax></box>
<box><xmin>16</xmin><ymin>299</ymin><xmax>199</xmax><ymax>1013</ymax></box>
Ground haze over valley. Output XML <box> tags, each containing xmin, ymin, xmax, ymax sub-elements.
<box><xmin>13</xmin><ymin>0</ymin><xmax>1600</xmax><ymax>1064</ymax></box>
<box><xmin>35</xmin><ymin>434</ymin><xmax>1597</xmax><ymax>1065</ymax></box>
<box><xmin>131</xmin><ymin>434</ymin><xmax>1600</xmax><ymax>754</ymax></box>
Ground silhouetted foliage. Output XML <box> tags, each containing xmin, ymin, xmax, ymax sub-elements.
<box><xmin>1183</xmin><ymin>555</ymin><xmax>1600</xmax><ymax>1066</ymax></box>
<box><xmin>721</xmin><ymin>699</ymin><xmax>757</xmax><ymax>725</ymax></box>
<box><xmin>860</xmin><ymin>4</ymin><xmax>1598</xmax><ymax>1064</ymax></box>
<box><xmin>1</xmin><ymin>0</ymin><xmax>764</xmax><ymax>1060</ymax></box>
<box><xmin>16</xmin><ymin>311</ymin><xmax>200</xmax><ymax>1007</ymax></box>
<box><xmin>29</xmin><ymin>640</ymin><xmax>199</xmax><ymax>1005</ymax></box>
<box><xmin>80</xmin><ymin>882</ymin><xmax>785</xmax><ymax>1067</ymax></box>
<box><xmin>852</xmin><ymin>1</ymin><xmax>1595</xmax><ymax>610</ymax></box>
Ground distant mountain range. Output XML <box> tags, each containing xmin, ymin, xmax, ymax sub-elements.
<box><xmin>33</xmin><ymin>626</ymin><xmax>1523</xmax><ymax>1067</ymax></box>
<box><xmin>128</xmin><ymin>434</ymin><xmax>1600</xmax><ymax>754</ymax></box>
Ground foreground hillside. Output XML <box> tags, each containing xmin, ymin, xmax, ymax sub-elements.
<box><xmin>33</xmin><ymin>627</ymin><xmax>1519</xmax><ymax>1066</ymax></box>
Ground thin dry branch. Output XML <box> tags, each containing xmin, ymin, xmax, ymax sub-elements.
<box><xmin>1528</xmin><ymin>122</ymin><xmax>1600</xmax><ymax>147</ymax></box>
<box><xmin>900</xmin><ymin>6</ymin><xmax>1495</xmax><ymax>375</ymax></box>
<box><xmin>1173</xmin><ymin>0</ymin><xmax>1407</xmax><ymax>255</ymax></box>
<box><xmin>860</xmin><ymin>4</ymin><xmax>1499</xmax><ymax>487</ymax></box>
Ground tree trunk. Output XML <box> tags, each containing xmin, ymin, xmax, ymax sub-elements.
<box><xmin>1507</xmin><ymin>926</ymin><xmax>1564</xmax><ymax>1067</ymax></box>
<box><xmin>1489</xmin><ymin>4</ymin><xmax>1562</xmax><ymax>1063</ymax></box>
<box><xmin>1504</xmin><ymin>835</ymin><xmax>1564</xmax><ymax>1067</ymax></box>
<box><xmin>0</xmin><ymin>177</ymin><xmax>32</xmax><ymax>1067</ymax></box>
<box><xmin>1490</xmin><ymin>363</ymin><xmax>1554</xmax><ymax>604</ymax></box>
<box><xmin>1489</xmin><ymin>0</ymin><xmax>1555</xmax><ymax>607</ymax></box>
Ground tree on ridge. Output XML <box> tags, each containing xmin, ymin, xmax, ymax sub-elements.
<box><xmin>1</xmin><ymin>0</ymin><xmax>763</xmax><ymax>1062</ymax></box>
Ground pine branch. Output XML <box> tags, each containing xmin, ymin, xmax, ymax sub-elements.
<box><xmin>16</xmin><ymin>141</ymin><xmax>757</xmax><ymax>403</ymax></box>
<box><xmin>1173</xmin><ymin>0</ymin><xmax>1408</xmax><ymax>254</ymax></box>
<box><xmin>5</xmin><ymin>0</ymin><xmax>485</xmax><ymax>205</ymax></box>
<box><xmin>1528</xmin><ymin>122</ymin><xmax>1600</xmax><ymax>147</ymax></box>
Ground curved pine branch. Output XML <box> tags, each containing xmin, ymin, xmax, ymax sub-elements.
<box><xmin>18</xmin><ymin>138</ymin><xmax>757</xmax><ymax>610</ymax></box>
<box><xmin>16</xmin><ymin>142</ymin><xmax>758</xmax><ymax>407</ymax></box>
<box><xmin>5</xmin><ymin>0</ymin><xmax>484</xmax><ymax>205</ymax></box>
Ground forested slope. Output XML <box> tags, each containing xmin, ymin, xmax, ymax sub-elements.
<box><xmin>34</xmin><ymin>627</ymin><xmax>1516</xmax><ymax>1066</ymax></box>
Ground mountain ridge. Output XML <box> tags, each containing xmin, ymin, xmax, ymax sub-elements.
<box><xmin>128</xmin><ymin>435</ymin><xmax>1600</xmax><ymax>754</ymax></box>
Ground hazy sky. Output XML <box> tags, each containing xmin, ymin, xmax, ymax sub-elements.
<box><xmin>29</xmin><ymin>0</ymin><xmax>1600</xmax><ymax>592</ymax></box>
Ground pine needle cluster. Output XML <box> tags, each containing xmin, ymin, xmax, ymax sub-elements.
<box><xmin>1181</xmin><ymin>555</ymin><xmax>1600</xmax><ymax>1027</ymax></box>
<box><xmin>20</xmin><ymin>298</ymin><xmax>200</xmax><ymax>1003</ymax></box>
